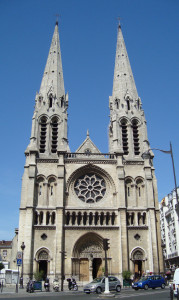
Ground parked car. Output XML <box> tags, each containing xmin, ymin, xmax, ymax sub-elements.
<box><xmin>83</xmin><ymin>276</ymin><xmax>121</xmax><ymax>294</ymax></box>
<box><xmin>132</xmin><ymin>275</ymin><xmax>165</xmax><ymax>290</ymax></box>
<box><xmin>171</xmin><ymin>268</ymin><xmax>179</xmax><ymax>297</ymax></box>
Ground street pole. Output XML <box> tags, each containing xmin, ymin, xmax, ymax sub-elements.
<box><xmin>20</xmin><ymin>242</ymin><xmax>25</xmax><ymax>289</ymax></box>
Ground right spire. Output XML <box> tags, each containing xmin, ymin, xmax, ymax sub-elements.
<box><xmin>109</xmin><ymin>23</ymin><xmax>149</xmax><ymax>155</ymax></box>
<box><xmin>112</xmin><ymin>22</ymin><xmax>138</xmax><ymax>101</ymax></box>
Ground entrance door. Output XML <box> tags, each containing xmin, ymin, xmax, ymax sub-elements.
<box><xmin>79</xmin><ymin>258</ymin><xmax>89</xmax><ymax>281</ymax></box>
<box><xmin>92</xmin><ymin>258</ymin><xmax>102</xmax><ymax>279</ymax></box>
<box><xmin>39</xmin><ymin>260</ymin><xmax>47</xmax><ymax>280</ymax></box>
<box><xmin>134</xmin><ymin>260</ymin><xmax>142</xmax><ymax>277</ymax></box>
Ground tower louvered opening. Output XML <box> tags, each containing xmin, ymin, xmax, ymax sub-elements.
<box><xmin>51</xmin><ymin>118</ymin><xmax>58</xmax><ymax>153</ymax></box>
<box><xmin>121</xmin><ymin>120</ymin><xmax>129</xmax><ymax>155</ymax></box>
<box><xmin>39</xmin><ymin>117</ymin><xmax>47</xmax><ymax>153</ymax></box>
<box><xmin>132</xmin><ymin>120</ymin><xmax>140</xmax><ymax>155</ymax></box>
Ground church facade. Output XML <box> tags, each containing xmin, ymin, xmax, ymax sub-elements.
<box><xmin>17</xmin><ymin>22</ymin><xmax>163</xmax><ymax>282</ymax></box>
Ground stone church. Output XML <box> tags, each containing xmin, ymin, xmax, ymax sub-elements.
<box><xmin>17</xmin><ymin>21</ymin><xmax>163</xmax><ymax>283</ymax></box>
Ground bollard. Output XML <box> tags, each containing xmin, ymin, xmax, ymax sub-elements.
<box><xmin>170</xmin><ymin>287</ymin><xmax>173</xmax><ymax>300</ymax></box>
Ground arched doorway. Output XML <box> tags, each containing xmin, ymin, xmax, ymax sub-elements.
<box><xmin>36</xmin><ymin>249</ymin><xmax>49</xmax><ymax>280</ymax></box>
<box><xmin>131</xmin><ymin>248</ymin><xmax>145</xmax><ymax>279</ymax></box>
<box><xmin>72</xmin><ymin>233</ymin><xmax>104</xmax><ymax>282</ymax></box>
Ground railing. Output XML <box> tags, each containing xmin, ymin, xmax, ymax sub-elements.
<box><xmin>65</xmin><ymin>153</ymin><xmax>116</xmax><ymax>159</ymax></box>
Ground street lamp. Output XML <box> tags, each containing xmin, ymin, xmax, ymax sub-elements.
<box><xmin>20</xmin><ymin>242</ymin><xmax>25</xmax><ymax>288</ymax></box>
<box><xmin>143</xmin><ymin>142</ymin><xmax>179</xmax><ymax>216</ymax></box>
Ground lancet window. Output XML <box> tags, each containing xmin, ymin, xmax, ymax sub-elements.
<box><xmin>121</xmin><ymin>119</ymin><xmax>129</xmax><ymax>155</ymax></box>
<box><xmin>39</xmin><ymin>117</ymin><xmax>47</xmax><ymax>153</ymax></box>
<box><xmin>65</xmin><ymin>211</ymin><xmax>116</xmax><ymax>226</ymax></box>
<box><xmin>51</xmin><ymin>117</ymin><xmax>58</xmax><ymax>153</ymax></box>
<box><xmin>132</xmin><ymin>119</ymin><xmax>140</xmax><ymax>155</ymax></box>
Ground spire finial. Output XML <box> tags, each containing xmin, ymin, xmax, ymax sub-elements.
<box><xmin>55</xmin><ymin>13</ymin><xmax>60</xmax><ymax>26</ymax></box>
<box><xmin>87</xmin><ymin>129</ymin><xmax>89</xmax><ymax>137</ymax></box>
<box><xmin>117</xmin><ymin>17</ymin><xmax>121</xmax><ymax>29</ymax></box>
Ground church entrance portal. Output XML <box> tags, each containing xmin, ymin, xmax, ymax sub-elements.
<box><xmin>132</xmin><ymin>249</ymin><xmax>144</xmax><ymax>278</ymax></box>
<box><xmin>72</xmin><ymin>233</ymin><xmax>104</xmax><ymax>282</ymax></box>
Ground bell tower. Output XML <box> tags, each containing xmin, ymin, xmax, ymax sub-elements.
<box><xmin>26</xmin><ymin>21</ymin><xmax>69</xmax><ymax>157</ymax></box>
<box><xmin>109</xmin><ymin>23</ymin><xmax>150</xmax><ymax>157</ymax></box>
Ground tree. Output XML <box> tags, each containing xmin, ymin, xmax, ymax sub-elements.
<box><xmin>0</xmin><ymin>262</ymin><xmax>5</xmax><ymax>273</ymax></box>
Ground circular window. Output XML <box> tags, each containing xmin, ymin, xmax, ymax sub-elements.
<box><xmin>74</xmin><ymin>173</ymin><xmax>106</xmax><ymax>203</ymax></box>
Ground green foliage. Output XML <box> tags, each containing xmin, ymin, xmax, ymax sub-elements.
<box><xmin>0</xmin><ymin>262</ymin><xmax>5</xmax><ymax>272</ymax></box>
<box><xmin>33</xmin><ymin>270</ymin><xmax>44</xmax><ymax>281</ymax></box>
<box><xmin>122</xmin><ymin>270</ymin><xmax>132</xmax><ymax>280</ymax></box>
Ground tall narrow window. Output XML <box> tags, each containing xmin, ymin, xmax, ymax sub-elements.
<box><xmin>126</xmin><ymin>99</ymin><xmax>130</xmax><ymax>110</ymax></box>
<box><xmin>39</xmin><ymin>117</ymin><xmax>47</xmax><ymax>153</ymax></box>
<box><xmin>132</xmin><ymin>120</ymin><xmax>140</xmax><ymax>155</ymax></box>
<box><xmin>121</xmin><ymin>120</ymin><xmax>129</xmax><ymax>155</ymax></box>
<box><xmin>51</xmin><ymin>118</ymin><xmax>58</xmax><ymax>153</ymax></box>
<box><xmin>49</xmin><ymin>95</ymin><xmax>53</xmax><ymax>108</ymax></box>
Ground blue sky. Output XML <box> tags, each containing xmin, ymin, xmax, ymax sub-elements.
<box><xmin>0</xmin><ymin>0</ymin><xmax>178</xmax><ymax>240</ymax></box>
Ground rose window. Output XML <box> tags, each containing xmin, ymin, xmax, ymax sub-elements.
<box><xmin>74</xmin><ymin>173</ymin><xmax>106</xmax><ymax>203</ymax></box>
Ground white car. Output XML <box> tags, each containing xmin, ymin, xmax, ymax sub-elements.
<box><xmin>172</xmin><ymin>268</ymin><xmax>179</xmax><ymax>298</ymax></box>
<box><xmin>83</xmin><ymin>276</ymin><xmax>121</xmax><ymax>294</ymax></box>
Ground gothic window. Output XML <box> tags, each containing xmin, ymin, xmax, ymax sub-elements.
<box><xmin>125</xmin><ymin>178</ymin><xmax>134</xmax><ymax>207</ymax></box>
<box><xmin>132</xmin><ymin>119</ymin><xmax>140</xmax><ymax>155</ymax></box>
<box><xmin>66</xmin><ymin>212</ymin><xmax>70</xmax><ymax>225</ymax></box>
<box><xmin>51</xmin><ymin>117</ymin><xmax>58</xmax><ymax>153</ymax></box>
<box><xmin>48</xmin><ymin>177</ymin><xmax>56</xmax><ymax>204</ymax></box>
<box><xmin>34</xmin><ymin>211</ymin><xmax>38</xmax><ymax>225</ymax></box>
<box><xmin>94</xmin><ymin>212</ymin><xmax>99</xmax><ymax>225</ymax></box>
<box><xmin>111</xmin><ymin>212</ymin><xmax>116</xmax><ymax>225</ymax></box>
<box><xmin>121</xmin><ymin>119</ymin><xmax>129</xmax><ymax>155</ymax></box>
<box><xmin>77</xmin><ymin>212</ymin><xmax>82</xmax><ymax>225</ymax></box>
<box><xmin>46</xmin><ymin>211</ymin><xmax>50</xmax><ymax>225</ymax></box>
<box><xmin>39</xmin><ymin>211</ymin><xmax>43</xmax><ymax>225</ymax></box>
<box><xmin>49</xmin><ymin>94</ymin><xmax>53</xmax><ymax>108</ymax></box>
<box><xmin>136</xmin><ymin>178</ymin><xmax>144</xmax><ymax>205</ymax></box>
<box><xmin>74</xmin><ymin>173</ymin><xmax>106</xmax><ymax>203</ymax></box>
<box><xmin>39</xmin><ymin>117</ymin><xmax>47</xmax><ymax>153</ymax></box>
<box><xmin>115</xmin><ymin>98</ymin><xmax>120</xmax><ymax>109</ymax></box>
<box><xmin>51</xmin><ymin>212</ymin><xmax>55</xmax><ymax>224</ymax></box>
<box><xmin>126</xmin><ymin>99</ymin><xmax>130</xmax><ymax>110</ymax></box>
<box><xmin>36</xmin><ymin>177</ymin><xmax>45</xmax><ymax>206</ymax></box>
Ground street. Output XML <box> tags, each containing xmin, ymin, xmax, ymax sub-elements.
<box><xmin>0</xmin><ymin>287</ymin><xmax>170</xmax><ymax>300</ymax></box>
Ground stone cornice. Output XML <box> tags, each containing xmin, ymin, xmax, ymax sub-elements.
<box><xmin>34</xmin><ymin>226</ymin><xmax>56</xmax><ymax>230</ymax></box>
<box><xmin>65</xmin><ymin>159</ymin><xmax>117</xmax><ymax>164</ymax></box>
<box><xmin>37</xmin><ymin>159</ymin><xmax>59</xmax><ymax>163</ymax></box>
<box><xmin>65</xmin><ymin>226</ymin><xmax>119</xmax><ymax>230</ymax></box>
<box><xmin>123</xmin><ymin>160</ymin><xmax>144</xmax><ymax>165</ymax></box>
<box><xmin>127</xmin><ymin>225</ymin><xmax>148</xmax><ymax>230</ymax></box>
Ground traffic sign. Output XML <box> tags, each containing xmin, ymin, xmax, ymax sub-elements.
<box><xmin>17</xmin><ymin>258</ymin><xmax>22</xmax><ymax>266</ymax></box>
<box><xmin>16</xmin><ymin>251</ymin><xmax>22</xmax><ymax>259</ymax></box>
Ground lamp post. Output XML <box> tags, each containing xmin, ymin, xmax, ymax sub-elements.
<box><xmin>20</xmin><ymin>242</ymin><xmax>25</xmax><ymax>289</ymax></box>
<box><xmin>144</xmin><ymin>142</ymin><xmax>179</xmax><ymax>216</ymax></box>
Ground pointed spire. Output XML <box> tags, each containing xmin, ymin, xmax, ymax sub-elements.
<box><xmin>39</xmin><ymin>22</ymin><xmax>65</xmax><ymax>100</ymax></box>
<box><xmin>87</xmin><ymin>129</ymin><xmax>89</xmax><ymax>137</ymax></box>
<box><xmin>112</xmin><ymin>23</ymin><xmax>138</xmax><ymax>101</ymax></box>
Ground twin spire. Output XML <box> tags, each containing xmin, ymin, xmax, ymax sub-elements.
<box><xmin>39</xmin><ymin>21</ymin><xmax>138</xmax><ymax>107</ymax></box>
<box><xmin>39</xmin><ymin>22</ymin><xmax>65</xmax><ymax>100</ymax></box>
<box><xmin>112</xmin><ymin>23</ymin><xmax>139</xmax><ymax>102</ymax></box>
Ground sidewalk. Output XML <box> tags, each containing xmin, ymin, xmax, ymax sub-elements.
<box><xmin>0</xmin><ymin>284</ymin><xmax>84</xmax><ymax>296</ymax></box>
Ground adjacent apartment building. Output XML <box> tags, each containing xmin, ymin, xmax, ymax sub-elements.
<box><xmin>159</xmin><ymin>187</ymin><xmax>179</xmax><ymax>273</ymax></box>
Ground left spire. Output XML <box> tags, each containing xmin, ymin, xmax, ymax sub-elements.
<box><xmin>39</xmin><ymin>22</ymin><xmax>65</xmax><ymax>100</ymax></box>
